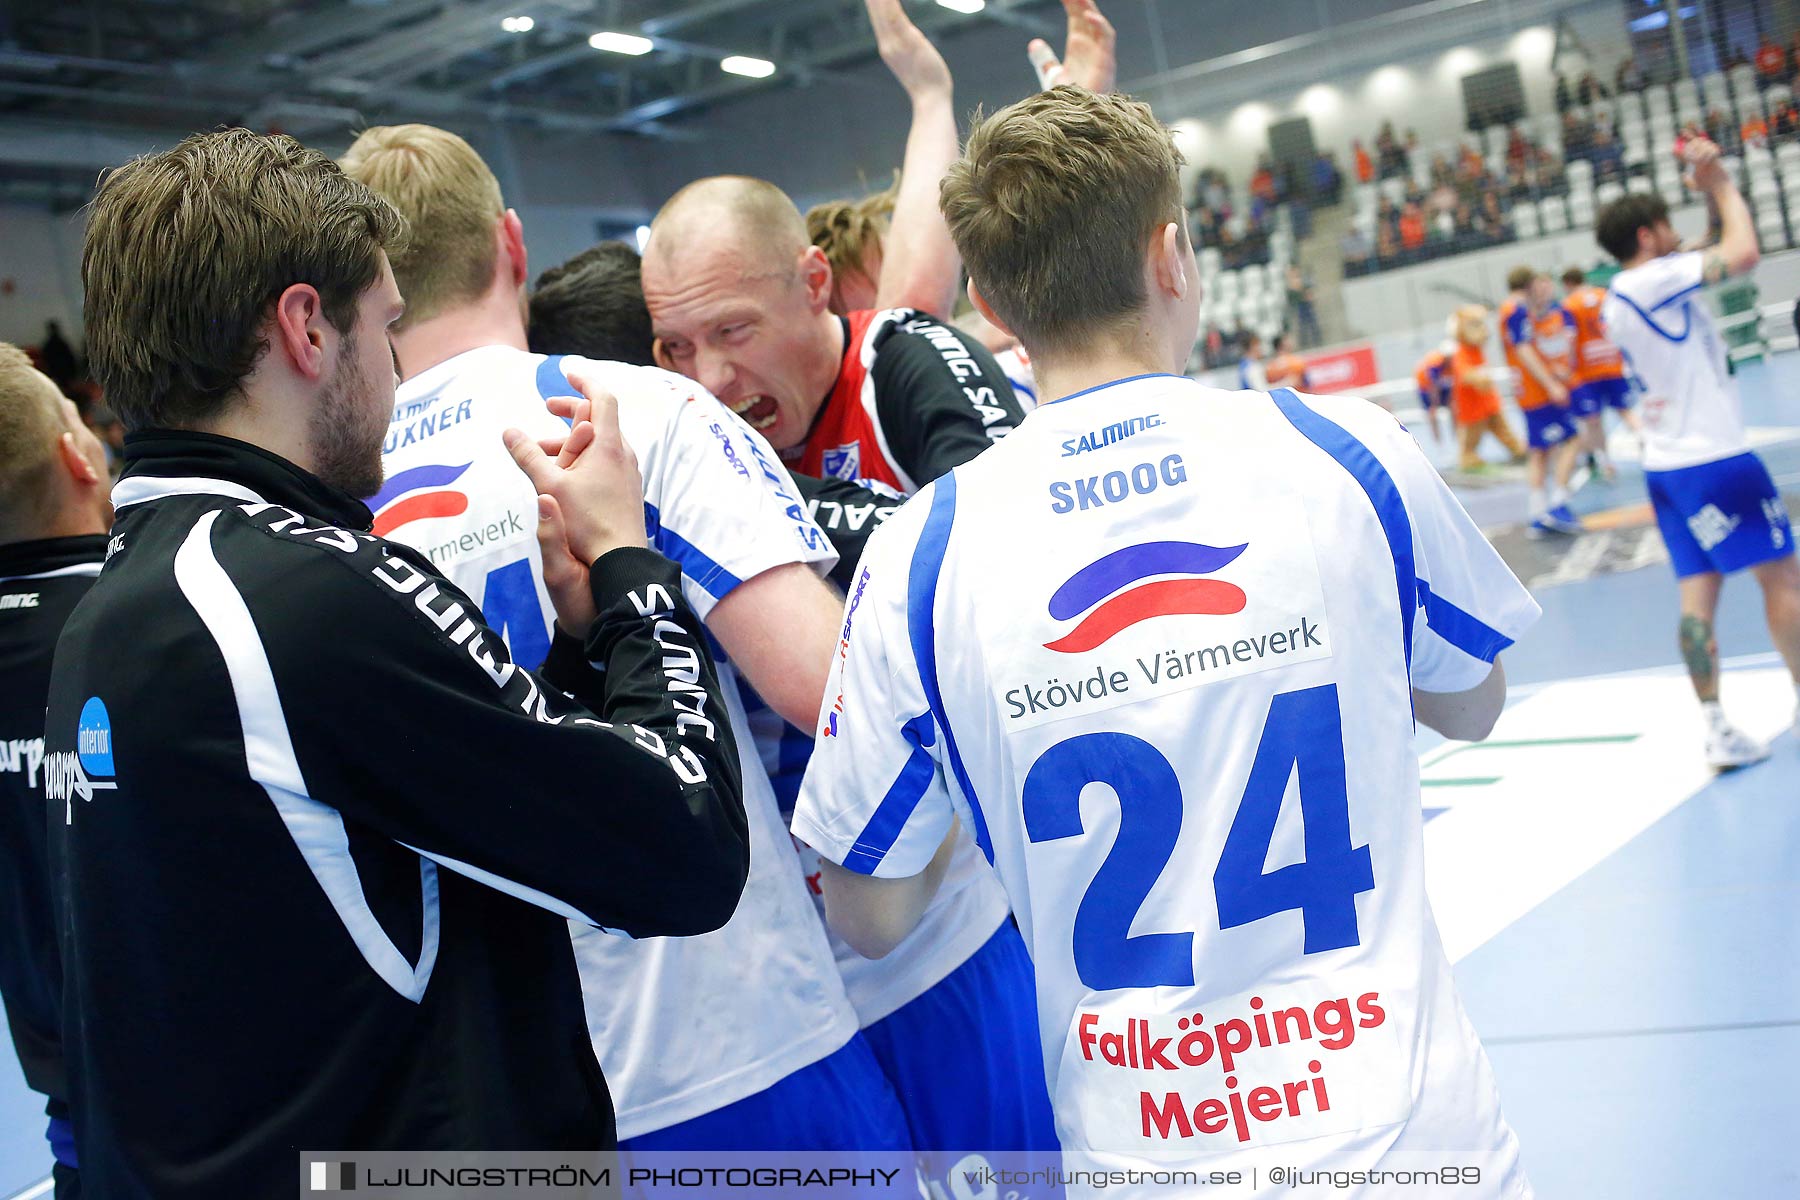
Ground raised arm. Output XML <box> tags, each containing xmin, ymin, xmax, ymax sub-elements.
<box><xmin>1686</xmin><ymin>138</ymin><xmax>1760</xmax><ymax>278</ymax></box>
<box><xmin>866</xmin><ymin>0</ymin><xmax>962</xmax><ymax>318</ymax></box>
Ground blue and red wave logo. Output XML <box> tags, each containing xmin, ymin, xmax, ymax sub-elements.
<box><xmin>367</xmin><ymin>463</ymin><xmax>471</xmax><ymax>537</ymax></box>
<box><xmin>1044</xmin><ymin>541</ymin><xmax>1248</xmax><ymax>653</ymax></box>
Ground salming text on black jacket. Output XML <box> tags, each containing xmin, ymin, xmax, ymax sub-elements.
<box><xmin>42</xmin><ymin>432</ymin><xmax>747</xmax><ymax>1197</ymax></box>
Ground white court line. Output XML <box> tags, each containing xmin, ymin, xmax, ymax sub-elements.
<box><xmin>5</xmin><ymin>1177</ymin><xmax>51</xmax><ymax>1200</ymax></box>
<box><xmin>1424</xmin><ymin>664</ymin><xmax>1796</xmax><ymax>964</ymax></box>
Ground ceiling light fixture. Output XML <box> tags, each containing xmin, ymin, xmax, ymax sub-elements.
<box><xmin>720</xmin><ymin>55</ymin><xmax>776</xmax><ymax>78</ymax></box>
<box><xmin>589</xmin><ymin>31</ymin><xmax>654</xmax><ymax>55</ymax></box>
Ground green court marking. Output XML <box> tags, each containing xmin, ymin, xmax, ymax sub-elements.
<box><xmin>1430</xmin><ymin>733</ymin><xmax>1641</xmax><ymax>763</ymax></box>
<box><xmin>1422</xmin><ymin>776</ymin><xmax>1502</xmax><ymax>788</ymax></box>
<box><xmin>1465</xmin><ymin>734</ymin><xmax>1641</xmax><ymax>750</ymax></box>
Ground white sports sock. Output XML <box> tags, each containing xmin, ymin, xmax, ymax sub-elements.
<box><xmin>1529</xmin><ymin>488</ymin><xmax>1547</xmax><ymax>517</ymax></box>
<box><xmin>1549</xmin><ymin>483</ymin><xmax>1569</xmax><ymax>508</ymax></box>
<box><xmin>1701</xmin><ymin>699</ymin><xmax>1732</xmax><ymax>734</ymax></box>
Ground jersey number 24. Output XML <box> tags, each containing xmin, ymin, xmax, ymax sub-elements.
<box><xmin>1022</xmin><ymin>683</ymin><xmax>1374</xmax><ymax>992</ymax></box>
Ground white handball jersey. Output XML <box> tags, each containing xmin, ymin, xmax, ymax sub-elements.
<box><xmin>1603</xmin><ymin>252</ymin><xmax>1746</xmax><ymax>472</ymax></box>
<box><xmin>794</xmin><ymin>375</ymin><xmax>1539</xmax><ymax>1193</ymax></box>
<box><xmin>382</xmin><ymin>346</ymin><xmax>860</xmax><ymax>1137</ymax></box>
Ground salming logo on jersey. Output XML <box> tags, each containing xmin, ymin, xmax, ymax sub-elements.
<box><xmin>0</xmin><ymin>593</ymin><xmax>38</xmax><ymax>610</ymax></box>
<box><xmin>1061</xmin><ymin>414</ymin><xmax>1164</xmax><ymax>457</ymax></box>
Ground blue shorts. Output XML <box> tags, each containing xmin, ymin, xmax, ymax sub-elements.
<box><xmin>1646</xmin><ymin>452</ymin><xmax>1794</xmax><ymax>578</ymax></box>
<box><xmin>619</xmin><ymin>1032</ymin><xmax>913</xmax><ymax>1152</ymax></box>
<box><xmin>861</xmin><ymin>920</ymin><xmax>1059</xmax><ymax>1153</ymax></box>
<box><xmin>1570</xmin><ymin>378</ymin><xmax>1631</xmax><ymax>417</ymax></box>
<box><xmin>1419</xmin><ymin>385</ymin><xmax>1451</xmax><ymax>411</ymax></box>
<box><xmin>1523</xmin><ymin>403</ymin><xmax>1576</xmax><ymax>450</ymax></box>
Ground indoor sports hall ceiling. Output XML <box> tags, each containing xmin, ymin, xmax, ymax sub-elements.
<box><xmin>0</xmin><ymin>0</ymin><xmax>1066</xmax><ymax>139</ymax></box>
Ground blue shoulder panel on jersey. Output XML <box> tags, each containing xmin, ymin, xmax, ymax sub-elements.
<box><xmin>535</xmin><ymin>353</ymin><xmax>574</xmax><ymax>402</ymax></box>
<box><xmin>534</xmin><ymin>354</ymin><xmax>745</xmax><ymax>602</ymax></box>
<box><xmin>906</xmin><ymin>475</ymin><xmax>995</xmax><ymax>863</ymax></box>
<box><xmin>1416</xmin><ymin>580</ymin><xmax>1514</xmax><ymax>663</ymax></box>
<box><xmin>1270</xmin><ymin>388</ymin><xmax>1417</xmax><ymax>676</ymax></box>
<box><xmin>1609</xmin><ymin>288</ymin><xmax>1695</xmax><ymax>343</ymax></box>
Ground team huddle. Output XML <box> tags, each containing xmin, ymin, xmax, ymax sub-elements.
<box><xmin>0</xmin><ymin>1</ymin><xmax>1797</xmax><ymax>1198</ymax></box>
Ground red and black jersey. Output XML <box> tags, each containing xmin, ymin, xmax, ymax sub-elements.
<box><xmin>792</xmin><ymin>309</ymin><xmax>1023</xmax><ymax>499</ymax></box>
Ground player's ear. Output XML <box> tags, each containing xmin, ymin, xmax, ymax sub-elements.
<box><xmin>967</xmin><ymin>281</ymin><xmax>1015</xmax><ymax>340</ymax></box>
<box><xmin>56</xmin><ymin>429</ymin><xmax>102</xmax><ymax>488</ymax></box>
<box><xmin>501</xmin><ymin>210</ymin><xmax>529</xmax><ymax>288</ymax></box>
<box><xmin>1153</xmin><ymin>221</ymin><xmax>1189</xmax><ymax>301</ymax></box>
<box><xmin>799</xmin><ymin>245</ymin><xmax>834</xmax><ymax>315</ymax></box>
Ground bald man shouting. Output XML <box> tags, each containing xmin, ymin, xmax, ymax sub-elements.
<box><xmin>645</xmin><ymin>178</ymin><xmax>1057</xmax><ymax>1157</ymax></box>
<box><xmin>644</xmin><ymin>176</ymin><xmax>1023</xmax><ymax>497</ymax></box>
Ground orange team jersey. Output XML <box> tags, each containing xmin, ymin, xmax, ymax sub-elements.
<box><xmin>1267</xmin><ymin>352</ymin><xmax>1309</xmax><ymax>388</ymax></box>
<box><xmin>1415</xmin><ymin>349</ymin><xmax>1451</xmax><ymax>406</ymax></box>
<box><xmin>1499</xmin><ymin>297</ymin><xmax>1575</xmax><ymax>410</ymax></box>
<box><xmin>1562</xmin><ymin>285</ymin><xmax>1626</xmax><ymax>384</ymax></box>
<box><xmin>1450</xmin><ymin>342</ymin><xmax>1500</xmax><ymax>425</ymax></box>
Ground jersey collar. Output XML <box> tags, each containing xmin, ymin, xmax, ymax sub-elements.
<box><xmin>0</xmin><ymin>534</ymin><xmax>108</xmax><ymax>581</ymax></box>
<box><xmin>115</xmin><ymin>430</ymin><xmax>375</xmax><ymax>531</ymax></box>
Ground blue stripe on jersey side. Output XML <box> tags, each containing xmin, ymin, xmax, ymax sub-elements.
<box><xmin>842</xmin><ymin>711</ymin><xmax>939</xmax><ymax>873</ymax></box>
<box><xmin>906</xmin><ymin>476</ymin><xmax>995</xmax><ymax>863</ymax></box>
<box><xmin>1416</xmin><ymin>580</ymin><xmax>1514</xmax><ymax>663</ymax></box>
<box><xmin>1270</xmin><ymin>388</ymin><xmax>1417</xmax><ymax>677</ymax></box>
<box><xmin>641</xmin><ymin>501</ymin><xmax>744</xmax><ymax>601</ymax></box>
<box><xmin>536</xmin><ymin>354</ymin><xmax>574</xmax><ymax>402</ymax></box>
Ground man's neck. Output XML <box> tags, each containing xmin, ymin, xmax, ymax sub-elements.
<box><xmin>1622</xmin><ymin>250</ymin><xmax>1656</xmax><ymax>270</ymax></box>
<box><xmin>807</xmin><ymin>310</ymin><xmax>848</xmax><ymax>405</ymax></box>
<box><xmin>1030</xmin><ymin>339</ymin><xmax>1179</xmax><ymax>407</ymax></box>
<box><xmin>393</xmin><ymin>295</ymin><xmax>528</xmax><ymax>381</ymax></box>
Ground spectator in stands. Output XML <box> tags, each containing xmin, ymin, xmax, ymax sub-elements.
<box><xmin>1311</xmin><ymin>150</ymin><xmax>1342</xmax><ymax>204</ymax></box>
<box><xmin>1743</xmin><ymin>111</ymin><xmax>1770</xmax><ymax>149</ymax></box>
<box><xmin>1507</xmin><ymin>125</ymin><xmax>1530</xmax><ymax>174</ymax></box>
<box><xmin>1284</xmin><ymin>266</ymin><xmax>1321</xmax><ymax>348</ymax></box>
<box><xmin>1590</xmin><ymin>125</ymin><xmax>1626</xmax><ymax>181</ymax></box>
<box><xmin>37</xmin><ymin>321</ymin><xmax>76</xmax><ymax>396</ymax></box>
<box><xmin>1705</xmin><ymin>107</ymin><xmax>1740</xmax><ymax>152</ymax></box>
<box><xmin>1727</xmin><ymin>44</ymin><xmax>1752</xmax><ymax>72</ymax></box>
<box><xmin>1353</xmin><ymin>138</ymin><xmax>1374</xmax><ymax>184</ymax></box>
<box><xmin>1577</xmin><ymin>71</ymin><xmax>1610</xmax><ymax>105</ymax></box>
<box><xmin>1556</xmin><ymin>74</ymin><xmax>1572</xmax><ymax>113</ymax></box>
<box><xmin>1616</xmin><ymin>57</ymin><xmax>1644</xmax><ymax>93</ymax></box>
<box><xmin>1756</xmin><ymin>37</ymin><xmax>1786</xmax><ymax>85</ymax></box>
<box><xmin>1266</xmin><ymin>332</ymin><xmax>1309</xmax><ymax>388</ymax></box>
<box><xmin>1399</xmin><ymin>201</ymin><xmax>1427</xmax><ymax>254</ymax></box>
<box><xmin>1479</xmin><ymin>190</ymin><xmax>1510</xmax><ymax>239</ymax></box>
<box><xmin>1788</xmin><ymin>30</ymin><xmax>1800</xmax><ymax>86</ymax></box>
<box><xmin>1563</xmin><ymin>110</ymin><xmax>1594</xmax><ymax>162</ymax></box>
<box><xmin>1341</xmin><ymin>224</ymin><xmax>1372</xmax><ymax>270</ymax></box>
<box><xmin>1773</xmin><ymin>97</ymin><xmax>1799</xmax><ymax>140</ymax></box>
<box><xmin>1237</xmin><ymin>332</ymin><xmax>1267</xmax><ymax>390</ymax></box>
<box><xmin>1376</xmin><ymin>120</ymin><xmax>1408</xmax><ymax>179</ymax></box>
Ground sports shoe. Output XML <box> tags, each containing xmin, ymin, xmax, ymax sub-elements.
<box><xmin>1527</xmin><ymin>505</ymin><xmax>1583</xmax><ymax>538</ymax></box>
<box><xmin>1705</xmin><ymin>725</ymin><xmax>1770</xmax><ymax>770</ymax></box>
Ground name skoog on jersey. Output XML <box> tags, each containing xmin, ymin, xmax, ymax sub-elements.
<box><xmin>999</xmin><ymin>511</ymin><xmax>1333</xmax><ymax>730</ymax></box>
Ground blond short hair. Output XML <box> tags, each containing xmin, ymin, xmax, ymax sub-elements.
<box><xmin>1505</xmin><ymin>265</ymin><xmax>1536</xmax><ymax>292</ymax></box>
<box><xmin>340</xmin><ymin>124</ymin><xmax>505</xmax><ymax>329</ymax></box>
<box><xmin>84</xmin><ymin>128</ymin><xmax>404</xmax><ymax>431</ymax></box>
<box><xmin>940</xmin><ymin>87</ymin><xmax>1184</xmax><ymax>354</ymax></box>
<box><xmin>807</xmin><ymin>179</ymin><xmax>898</xmax><ymax>305</ymax></box>
<box><xmin>0</xmin><ymin>342</ymin><xmax>70</xmax><ymax>538</ymax></box>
